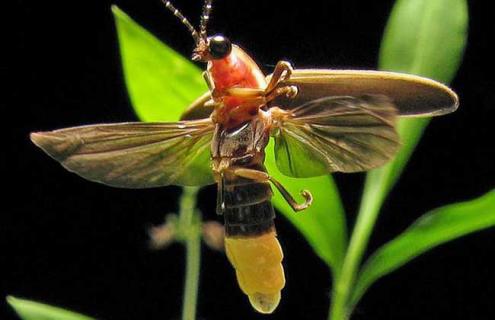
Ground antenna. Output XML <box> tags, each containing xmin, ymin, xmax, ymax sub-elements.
<box><xmin>161</xmin><ymin>0</ymin><xmax>200</xmax><ymax>43</ymax></box>
<box><xmin>199</xmin><ymin>0</ymin><xmax>213</xmax><ymax>39</ymax></box>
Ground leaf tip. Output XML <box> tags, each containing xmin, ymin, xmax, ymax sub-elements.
<box><xmin>6</xmin><ymin>295</ymin><xmax>25</xmax><ymax>313</ymax></box>
<box><xmin>6</xmin><ymin>295</ymin><xmax>17</xmax><ymax>306</ymax></box>
<box><xmin>110</xmin><ymin>4</ymin><xmax>121</xmax><ymax>15</ymax></box>
<box><xmin>111</xmin><ymin>4</ymin><xmax>129</xmax><ymax>23</ymax></box>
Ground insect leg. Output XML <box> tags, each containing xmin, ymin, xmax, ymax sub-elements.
<box><xmin>223</xmin><ymin>87</ymin><xmax>265</xmax><ymax>98</ymax></box>
<box><xmin>219</xmin><ymin>77</ymin><xmax>297</xmax><ymax>106</ymax></box>
<box><xmin>222</xmin><ymin>85</ymin><xmax>297</xmax><ymax>106</ymax></box>
<box><xmin>204</xmin><ymin>99</ymin><xmax>222</xmax><ymax>109</ymax></box>
<box><xmin>232</xmin><ymin>167</ymin><xmax>313</xmax><ymax>212</ymax></box>
<box><xmin>203</xmin><ymin>71</ymin><xmax>216</xmax><ymax>91</ymax></box>
<box><xmin>216</xmin><ymin>171</ymin><xmax>226</xmax><ymax>215</ymax></box>
<box><xmin>232</xmin><ymin>167</ymin><xmax>270</xmax><ymax>181</ymax></box>
<box><xmin>268</xmin><ymin>176</ymin><xmax>313</xmax><ymax>212</ymax></box>
<box><xmin>265</xmin><ymin>85</ymin><xmax>298</xmax><ymax>101</ymax></box>
<box><xmin>265</xmin><ymin>61</ymin><xmax>294</xmax><ymax>93</ymax></box>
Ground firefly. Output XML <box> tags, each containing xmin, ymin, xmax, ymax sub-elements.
<box><xmin>30</xmin><ymin>0</ymin><xmax>458</xmax><ymax>314</ymax></box>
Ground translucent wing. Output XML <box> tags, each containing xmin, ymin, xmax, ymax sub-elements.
<box><xmin>30</xmin><ymin>119</ymin><xmax>215</xmax><ymax>188</ymax></box>
<box><xmin>271</xmin><ymin>69</ymin><xmax>458</xmax><ymax>117</ymax></box>
<box><xmin>271</xmin><ymin>95</ymin><xmax>400</xmax><ymax>177</ymax></box>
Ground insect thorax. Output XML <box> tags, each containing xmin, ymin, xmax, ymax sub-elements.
<box><xmin>211</xmin><ymin>112</ymin><xmax>271</xmax><ymax>174</ymax></box>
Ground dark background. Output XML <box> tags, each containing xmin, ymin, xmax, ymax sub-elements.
<box><xmin>4</xmin><ymin>0</ymin><xmax>494</xmax><ymax>319</ymax></box>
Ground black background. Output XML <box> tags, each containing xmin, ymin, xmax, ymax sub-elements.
<box><xmin>4</xmin><ymin>0</ymin><xmax>494</xmax><ymax>319</ymax></box>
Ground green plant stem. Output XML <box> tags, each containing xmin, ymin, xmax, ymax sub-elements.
<box><xmin>329</xmin><ymin>171</ymin><xmax>389</xmax><ymax>320</ymax></box>
<box><xmin>178</xmin><ymin>187</ymin><xmax>201</xmax><ymax>320</ymax></box>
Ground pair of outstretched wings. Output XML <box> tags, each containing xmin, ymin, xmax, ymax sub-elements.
<box><xmin>31</xmin><ymin>70</ymin><xmax>458</xmax><ymax>188</ymax></box>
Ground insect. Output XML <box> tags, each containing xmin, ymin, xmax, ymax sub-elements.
<box><xmin>30</xmin><ymin>0</ymin><xmax>458</xmax><ymax>314</ymax></box>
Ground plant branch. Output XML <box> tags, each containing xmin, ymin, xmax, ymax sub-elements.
<box><xmin>329</xmin><ymin>169</ymin><xmax>389</xmax><ymax>320</ymax></box>
<box><xmin>178</xmin><ymin>187</ymin><xmax>201</xmax><ymax>320</ymax></box>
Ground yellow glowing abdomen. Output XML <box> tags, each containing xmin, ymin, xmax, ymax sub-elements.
<box><xmin>224</xmin><ymin>229</ymin><xmax>285</xmax><ymax>314</ymax></box>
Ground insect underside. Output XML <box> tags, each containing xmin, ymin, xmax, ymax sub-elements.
<box><xmin>206</xmin><ymin>57</ymin><xmax>313</xmax><ymax>313</ymax></box>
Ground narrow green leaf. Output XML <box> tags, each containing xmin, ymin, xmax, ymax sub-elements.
<box><xmin>351</xmin><ymin>189</ymin><xmax>495</xmax><ymax>305</ymax></box>
<box><xmin>368</xmin><ymin>0</ymin><xmax>468</xmax><ymax>200</ymax></box>
<box><xmin>380</xmin><ymin>0</ymin><xmax>468</xmax><ymax>81</ymax></box>
<box><xmin>7</xmin><ymin>296</ymin><xmax>95</xmax><ymax>320</ymax></box>
<box><xmin>352</xmin><ymin>0</ymin><xmax>469</xmax><ymax>274</ymax></box>
<box><xmin>336</xmin><ymin>0</ymin><xmax>468</xmax><ymax>313</ymax></box>
<box><xmin>112</xmin><ymin>5</ymin><xmax>207</xmax><ymax>122</ymax></box>
<box><xmin>367</xmin><ymin>0</ymin><xmax>468</xmax><ymax>212</ymax></box>
<box><xmin>112</xmin><ymin>7</ymin><xmax>347</xmax><ymax>272</ymax></box>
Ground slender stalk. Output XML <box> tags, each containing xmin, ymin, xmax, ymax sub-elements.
<box><xmin>178</xmin><ymin>187</ymin><xmax>201</xmax><ymax>320</ymax></box>
<box><xmin>329</xmin><ymin>170</ymin><xmax>389</xmax><ymax>320</ymax></box>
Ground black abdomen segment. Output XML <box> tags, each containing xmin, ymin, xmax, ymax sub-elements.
<box><xmin>220</xmin><ymin>167</ymin><xmax>274</xmax><ymax>237</ymax></box>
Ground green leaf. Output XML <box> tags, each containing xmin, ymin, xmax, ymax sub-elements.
<box><xmin>352</xmin><ymin>0</ymin><xmax>469</xmax><ymax>273</ymax></box>
<box><xmin>333</xmin><ymin>0</ymin><xmax>468</xmax><ymax>314</ymax></box>
<box><xmin>7</xmin><ymin>296</ymin><xmax>95</xmax><ymax>320</ymax></box>
<box><xmin>379</xmin><ymin>0</ymin><xmax>468</xmax><ymax>81</ymax></box>
<box><xmin>365</xmin><ymin>0</ymin><xmax>469</xmax><ymax>214</ymax></box>
<box><xmin>367</xmin><ymin>0</ymin><xmax>468</xmax><ymax>201</ymax></box>
<box><xmin>112</xmin><ymin>7</ymin><xmax>347</xmax><ymax>273</ymax></box>
<box><xmin>112</xmin><ymin>5</ymin><xmax>207</xmax><ymax>122</ymax></box>
<box><xmin>351</xmin><ymin>189</ymin><xmax>495</xmax><ymax>306</ymax></box>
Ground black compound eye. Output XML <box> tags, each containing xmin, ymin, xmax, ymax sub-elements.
<box><xmin>208</xmin><ymin>35</ymin><xmax>232</xmax><ymax>59</ymax></box>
